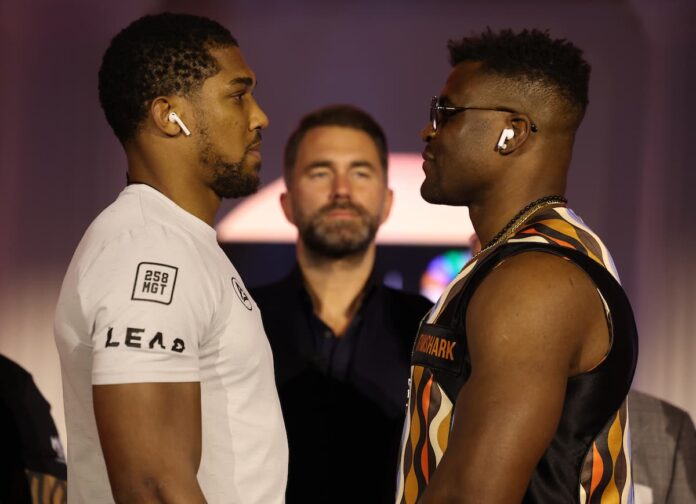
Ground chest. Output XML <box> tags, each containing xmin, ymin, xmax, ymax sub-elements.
<box><xmin>198</xmin><ymin>256</ymin><xmax>273</xmax><ymax>382</ymax></box>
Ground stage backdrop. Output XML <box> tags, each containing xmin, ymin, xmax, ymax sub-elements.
<box><xmin>1</xmin><ymin>0</ymin><xmax>694</xmax><ymax>446</ymax></box>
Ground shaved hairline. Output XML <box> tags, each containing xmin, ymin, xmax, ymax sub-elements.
<box><xmin>475</xmin><ymin>68</ymin><xmax>585</xmax><ymax>132</ymax></box>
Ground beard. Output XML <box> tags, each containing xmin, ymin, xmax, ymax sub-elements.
<box><xmin>295</xmin><ymin>200</ymin><xmax>380</xmax><ymax>258</ymax></box>
<box><xmin>196</xmin><ymin>123</ymin><xmax>260</xmax><ymax>199</ymax></box>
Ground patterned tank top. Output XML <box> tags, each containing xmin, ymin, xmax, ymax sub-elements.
<box><xmin>396</xmin><ymin>207</ymin><xmax>638</xmax><ymax>503</ymax></box>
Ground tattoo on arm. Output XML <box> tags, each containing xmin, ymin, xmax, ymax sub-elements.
<box><xmin>25</xmin><ymin>470</ymin><xmax>67</xmax><ymax>504</ymax></box>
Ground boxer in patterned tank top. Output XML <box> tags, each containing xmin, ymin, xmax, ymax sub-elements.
<box><xmin>396</xmin><ymin>29</ymin><xmax>638</xmax><ymax>503</ymax></box>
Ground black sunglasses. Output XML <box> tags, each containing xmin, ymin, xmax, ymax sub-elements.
<box><xmin>429</xmin><ymin>96</ymin><xmax>538</xmax><ymax>133</ymax></box>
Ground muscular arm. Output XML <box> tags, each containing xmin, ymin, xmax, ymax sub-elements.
<box><xmin>422</xmin><ymin>252</ymin><xmax>609</xmax><ymax>503</ymax></box>
<box><xmin>93</xmin><ymin>382</ymin><xmax>206</xmax><ymax>503</ymax></box>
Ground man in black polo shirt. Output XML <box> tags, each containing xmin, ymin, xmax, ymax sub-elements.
<box><xmin>252</xmin><ymin>105</ymin><xmax>432</xmax><ymax>503</ymax></box>
<box><xmin>0</xmin><ymin>354</ymin><xmax>67</xmax><ymax>503</ymax></box>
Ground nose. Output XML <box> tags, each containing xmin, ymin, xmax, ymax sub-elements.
<box><xmin>331</xmin><ymin>173</ymin><xmax>351</xmax><ymax>200</ymax></box>
<box><xmin>249</xmin><ymin>95</ymin><xmax>269</xmax><ymax>131</ymax></box>
<box><xmin>420</xmin><ymin>122</ymin><xmax>435</xmax><ymax>143</ymax></box>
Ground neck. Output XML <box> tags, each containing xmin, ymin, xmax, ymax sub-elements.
<box><xmin>468</xmin><ymin>190</ymin><xmax>566</xmax><ymax>247</ymax></box>
<box><xmin>297</xmin><ymin>241</ymin><xmax>376</xmax><ymax>336</ymax></box>
<box><xmin>126</xmin><ymin>143</ymin><xmax>221</xmax><ymax>227</ymax></box>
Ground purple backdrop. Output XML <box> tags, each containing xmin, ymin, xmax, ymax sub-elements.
<box><xmin>1</xmin><ymin>0</ymin><xmax>694</xmax><ymax>444</ymax></box>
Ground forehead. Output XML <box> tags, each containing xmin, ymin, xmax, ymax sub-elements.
<box><xmin>204</xmin><ymin>46</ymin><xmax>256</xmax><ymax>88</ymax></box>
<box><xmin>296</xmin><ymin>126</ymin><xmax>382</xmax><ymax>163</ymax></box>
<box><xmin>441</xmin><ymin>61</ymin><xmax>498</xmax><ymax>102</ymax></box>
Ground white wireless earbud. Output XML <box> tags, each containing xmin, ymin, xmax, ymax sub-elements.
<box><xmin>497</xmin><ymin>128</ymin><xmax>514</xmax><ymax>151</ymax></box>
<box><xmin>168</xmin><ymin>111</ymin><xmax>191</xmax><ymax>136</ymax></box>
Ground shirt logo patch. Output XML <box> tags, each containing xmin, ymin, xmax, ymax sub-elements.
<box><xmin>415</xmin><ymin>333</ymin><xmax>457</xmax><ymax>361</ymax></box>
<box><xmin>105</xmin><ymin>327</ymin><xmax>186</xmax><ymax>353</ymax></box>
<box><xmin>231</xmin><ymin>277</ymin><xmax>253</xmax><ymax>310</ymax></box>
<box><xmin>412</xmin><ymin>322</ymin><xmax>465</xmax><ymax>375</ymax></box>
<box><xmin>131</xmin><ymin>262</ymin><xmax>178</xmax><ymax>305</ymax></box>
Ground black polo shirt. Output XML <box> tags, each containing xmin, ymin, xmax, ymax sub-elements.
<box><xmin>252</xmin><ymin>266</ymin><xmax>432</xmax><ymax>504</ymax></box>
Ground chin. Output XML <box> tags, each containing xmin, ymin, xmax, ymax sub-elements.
<box><xmin>420</xmin><ymin>183</ymin><xmax>468</xmax><ymax>207</ymax></box>
<box><xmin>213</xmin><ymin>173</ymin><xmax>260</xmax><ymax>199</ymax></box>
<box><xmin>420</xmin><ymin>181</ymin><xmax>445</xmax><ymax>205</ymax></box>
<box><xmin>245</xmin><ymin>156</ymin><xmax>262</xmax><ymax>174</ymax></box>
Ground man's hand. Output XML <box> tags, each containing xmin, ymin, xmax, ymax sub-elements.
<box><xmin>93</xmin><ymin>382</ymin><xmax>206</xmax><ymax>503</ymax></box>
<box><xmin>421</xmin><ymin>252</ymin><xmax>609</xmax><ymax>503</ymax></box>
<box><xmin>26</xmin><ymin>471</ymin><xmax>67</xmax><ymax>504</ymax></box>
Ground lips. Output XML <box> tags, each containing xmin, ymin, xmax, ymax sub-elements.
<box><xmin>246</xmin><ymin>141</ymin><xmax>262</xmax><ymax>164</ymax></box>
<box><xmin>247</xmin><ymin>131</ymin><xmax>263</xmax><ymax>154</ymax></box>
<box><xmin>326</xmin><ymin>207</ymin><xmax>357</xmax><ymax>217</ymax></box>
<box><xmin>320</xmin><ymin>203</ymin><xmax>363</xmax><ymax>220</ymax></box>
<box><xmin>325</xmin><ymin>211</ymin><xmax>358</xmax><ymax>221</ymax></box>
<box><xmin>422</xmin><ymin>148</ymin><xmax>436</xmax><ymax>174</ymax></box>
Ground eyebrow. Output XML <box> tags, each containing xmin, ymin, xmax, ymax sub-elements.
<box><xmin>227</xmin><ymin>77</ymin><xmax>255</xmax><ymax>88</ymax></box>
<box><xmin>349</xmin><ymin>160</ymin><xmax>377</xmax><ymax>169</ymax></box>
<box><xmin>439</xmin><ymin>95</ymin><xmax>453</xmax><ymax>105</ymax></box>
<box><xmin>304</xmin><ymin>160</ymin><xmax>378</xmax><ymax>170</ymax></box>
<box><xmin>440</xmin><ymin>94</ymin><xmax>519</xmax><ymax>113</ymax></box>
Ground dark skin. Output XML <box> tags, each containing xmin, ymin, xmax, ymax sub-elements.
<box><xmin>419</xmin><ymin>62</ymin><xmax>608</xmax><ymax>503</ymax></box>
<box><xmin>93</xmin><ymin>383</ymin><xmax>204</xmax><ymax>503</ymax></box>
<box><xmin>124</xmin><ymin>47</ymin><xmax>268</xmax><ymax>226</ymax></box>
<box><xmin>93</xmin><ymin>46</ymin><xmax>268</xmax><ymax>503</ymax></box>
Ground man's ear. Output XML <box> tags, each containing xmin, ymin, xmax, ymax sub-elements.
<box><xmin>151</xmin><ymin>97</ymin><xmax>186</xmax><ymax>137</ymax></box>
<box><xmin>279</xmin><ymin>191</ymin><xmax>295</xmax><ymax>225</ymax></box>
<box><xmin>497</xmin><ymin>115</ymin><xmax>533</xmax><ymax>155</ymax></box>
<box><xmin>380</xmin><ymin>188</ymin><xmax>394</xmax><ymax>225</ymax></box>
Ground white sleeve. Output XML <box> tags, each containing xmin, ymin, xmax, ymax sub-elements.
<box><xmin>80</xmin><ymin>227</ymin><xmax>218</xmax><ymax>385</ymax></box>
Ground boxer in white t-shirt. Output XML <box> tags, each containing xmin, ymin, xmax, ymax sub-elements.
<box><xmin>54</xmin><ymin>13</ymin><xmax>287</xmax><ymax>504</ymax></box>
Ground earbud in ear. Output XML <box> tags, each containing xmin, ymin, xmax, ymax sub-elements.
<box><xmin>168</xmin><ymin>112</ymin><xmax>191</xmax><ymax>137</ymax></box>
<box><xmin>496</xmin><ymin>128</ymin><xmax>514</xmax><ymax>151</ymax></box>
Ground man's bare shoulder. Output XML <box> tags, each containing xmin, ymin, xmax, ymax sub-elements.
<box><xmin>466</xmin><ymin>251</ymin><xmax>607</xmax><ymax>374</ymax></box>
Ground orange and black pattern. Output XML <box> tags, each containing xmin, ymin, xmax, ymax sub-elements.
<box><xmin>398</xmin><ymin>366</ymin><xmax>451</xmax><ymax>500</ymax></box>
<box><xmin>396</xmin><ymin>207</ymin><xmax>636</xmax><ymax>504</ymax></box>
<box><xmin>578</xmin><ymin>401</ymin><xmax>633</xmax><ymax>503</ymax></box>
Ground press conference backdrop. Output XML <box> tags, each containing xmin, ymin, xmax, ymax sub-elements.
<box><xmin>1</xmin><ymin>0</ymin><xmax>694</xmax><ymax>449</ymax></box>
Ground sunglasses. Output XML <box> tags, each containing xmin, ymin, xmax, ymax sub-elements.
<box><xmin>429</xmin><ymin>96</ymin><xmax>538</xmax><ymax>133</ymax></box>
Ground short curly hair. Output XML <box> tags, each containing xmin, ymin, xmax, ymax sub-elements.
<box><xmin>448</xmin><ymin>28</ymin><xmax>591</xmax><ymax>118</ymax></box>
<box><xmin>98</xmin><ymin>12</ymin><xmax>238</xmax><ymax>144</ymax></box>
<box><xmin>284</xmin><ymin>105</ymin><xmax>388</xmax><ymax>186</ymax></box>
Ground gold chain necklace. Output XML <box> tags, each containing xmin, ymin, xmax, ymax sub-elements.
<box><xmin>470</xmin><ymin>195</ymin><xmax>567</xmax><ymax>262</ymax></box>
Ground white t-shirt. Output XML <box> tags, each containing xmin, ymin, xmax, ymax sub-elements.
<box><xmin>55</xmin><ymin>184</ymin><xmax>288</xmax><ymax>504</ymax></box>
